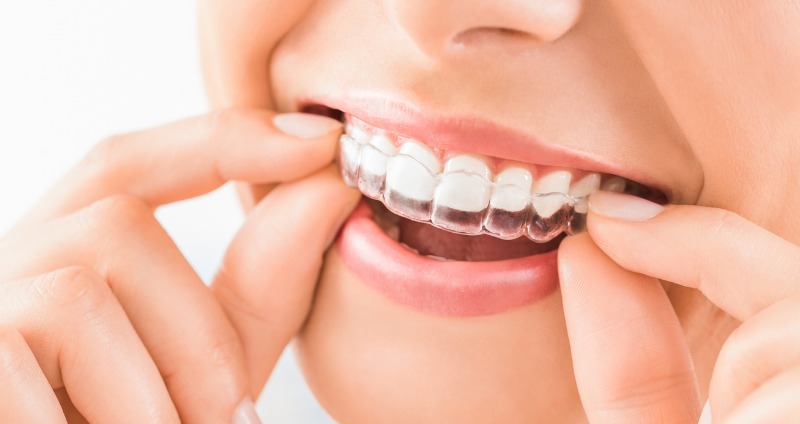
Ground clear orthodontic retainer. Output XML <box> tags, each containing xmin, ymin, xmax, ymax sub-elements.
<box><xmin>338</xmin><ymin>134</ymin><xmax>591</xmax><ymax>243</ymax></box>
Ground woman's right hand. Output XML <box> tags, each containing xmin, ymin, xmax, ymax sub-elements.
<box><xmin>0</xmin><ymin>109</ymin><xmax>360</xmax><ymax>423</ymax></box>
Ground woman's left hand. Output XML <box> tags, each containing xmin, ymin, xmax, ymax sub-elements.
<box><xmin>558</xmin><ymin>191</ymin><xmax>800</xmax><ymax>423</ymax></box>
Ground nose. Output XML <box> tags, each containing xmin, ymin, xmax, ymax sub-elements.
<box><xmin>385</xmin><ymin>0</ymin><xmax>583</xmax><ymax>57</ymax></box>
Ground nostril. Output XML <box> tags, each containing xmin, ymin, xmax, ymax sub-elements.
<box><xmin>451</xmin><ymin>27</ymin><xmax>541</xmax><ymax>51</ymax></box>
<box><xmin>454</xmin><ymin>26</ymin><xmax>535</xmax><ymax>43</ymax></box>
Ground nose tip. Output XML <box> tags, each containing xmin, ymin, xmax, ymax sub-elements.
<box><xmin>387</xmin><ymin>0</ymin><xmax>583</xmax><ymax>57</ymax></box>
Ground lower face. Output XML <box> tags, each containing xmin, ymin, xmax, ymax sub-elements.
<box><xmin>200</xmin><ymin>0</ymin><xmax>800</xmax><ymax>421</ymax></box>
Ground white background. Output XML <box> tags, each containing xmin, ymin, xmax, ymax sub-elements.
<box><xmin>0</xmin><ymin>1</ymin><xmax>331</xmax><ymax>422</ymax></box>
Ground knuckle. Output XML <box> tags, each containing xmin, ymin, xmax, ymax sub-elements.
<box><xmin>202</xmin><ymin>108</ymin><xmax>241</xmax><ymax>141</ymax></box>
<box><xmin>83</xmin><ymin>133</ymin><xmax>127</xmax><ymax>171</ymax></box>
<box><xmin>199</xmin><ymin>108</ymin><xmax>254</xmax><ymax>180</ymax></box>
<box><xmin>85</xmin><ymin>194</ymin><xmax>153</xmax><ymax>232</ymax></box>
<box><xmin>695</xmin><ymin>208</ymin><xmax>748</xmax><ymax>288</ymax></box>
<box><xmin>214</xmin><ymin>270</ymin><xmax>274</xmax><ymax>326</ymax></box>
<box><xmin>31</xmin><ymin>267</ymin><xmax>112</xmax><ymax>315</ymax></box>
<box><xmin>0</xmin><ymin>327</ymin><xmax>28</xmax><ymax>376</ymax></box>
<box><xmin>204</xmin><ymin>325</ymin><xmax>243</xmax><ymax>370</ymax></box>
<box><xmin>707</xmin><ymin>208</ymin><xmax>748</xmax><ymax>244</ymax></box>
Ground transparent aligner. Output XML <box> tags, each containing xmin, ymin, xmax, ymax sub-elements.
<box><xmin>338</xmin><ymin>133</ymin><xmax>591</xmax><ymax>243</ymax></box>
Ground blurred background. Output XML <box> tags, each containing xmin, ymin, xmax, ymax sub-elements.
<box><xmin>0</xmin><ymin>1</ymin><xmax>332</xmax><ymax>422</ymax></box>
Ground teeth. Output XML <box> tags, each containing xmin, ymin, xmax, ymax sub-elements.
<box><xmin>434</xmin><ymin>174</ymin><xmax>491</xmax><ymax>212</ymax></box>
<box><xmin>490</xmin><ymin>166</ymin><xmax>533</xmax><ymax>211</ymax></box>
<box><xmin>443</xmin><ymin>154</ymin><xmax>491</xmax><ymax>179</ymax></box>
<box><xmin>431</xmin><ymin>154</ymin><xmax>493</xmax><ymax>234</ymax></box>
<box><xmin>339</xmin><ymin>119</ymin><xmax>649</xmax><ymax>243</ymax></box>
<box><xmin>532</xmin><ymin>170</ymin><xmax>572</xmax><ymax>218</ymax></box>
<box><xmin>569</xmin><ymin>173</ymin><xmax>601</xmax><ymax>213</ymax></box>
<box><xmin>385</xmin><ymin>155</ymin><xmax>437</xmax><ymax>221</ymax></box>
<box><xmin>400</xmin><ymin>242</ymin><xmax>419</xmax><ymax>254</ymax></box>
<box><xmin>569</xmin><ymin>173</ymin><xmax>601</xmax><ymax>197</ymax></box>
<box><xmin>495</xmin><ymin>166</ymin><xmax>533</xmax><ymax>192</ymax></box>
<box><xmin>358</xmin><ymin>135</ymin><xmax>398</xmax><ymax>198</ymax></box>
<box><xmin>385</xmin><ymin>225</ymin><xmax>400</xmax><ymax>241</ymax></box>
<box><xmin>431</xmin><ymin>173</ymin><xmax>491</xmax><ymax>234</ymax></box>
<box><xmin>398</xmin><ymin>140</ymin><xmax>441</xmax><ymax>173</ymax></box>
<box><xmin>426</xmin><ymin>254</ymin><xmax>450</xmax><ymax>261</ymax></box>
<box><xmin>348</xmin><ymin>124</ymin><xmax>371</xmax><ymax>144</ymax></box>
<box><xmin>482</xmin><ymin>166</ymin><xmax>533</xmax><ymax>239</ymax></box>
<box><xmin>338</xmin><ymin>135</ymin><xmax>362</xmax><ymax>186</ymax></box>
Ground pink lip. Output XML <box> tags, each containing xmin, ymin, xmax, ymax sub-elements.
<box><xmin>336</xmin><ymin>201</ymin><xmax>559</xmax><ymax>317</ymax></box>
<box><xmin>302</xmin><ymin>93</ymin><xmax>667</xmax><ymax>198</ymax></box>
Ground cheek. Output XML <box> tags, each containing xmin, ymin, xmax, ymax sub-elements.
<box><xmin>295</xmin><ymin>250</ymin><xmax>584</xmax><ymax>422</ymax></box>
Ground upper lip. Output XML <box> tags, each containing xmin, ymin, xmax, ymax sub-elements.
<box><xmin>299</xmin><ymin>93</ymin><xmax>669</xmax><ymax>200</ymax></box>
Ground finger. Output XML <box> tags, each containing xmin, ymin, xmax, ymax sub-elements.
<box><xmin>54</xmin><ymin>389</ymin><xmax>89</xmax><ymax>424</ymax></box>
<box><xmin>16</xmin><ymin>110</ymin><xmax>343</xmax><ymax>228</ymax></box>
<box><xmin>709</xmin><ymin>295</ymin><xmax>800</xmax><ymax>420</ymax></box>
<box><xmin>0</xmin><ymin>268</ymin><xmax>178</xmax><ymax>423</ymax></box>
<box><xmin>212</xmin><ymin>165</ymin><xmax>361</xmax><ymax>394</ymax></box>
<box><xmin>558</xmin><ymin>233</ymin><xmax>701</xmax><ymax>423</ymax></box>
<box><xmin>586</xmin><ymin>191</ymin><xmax>800</xmax><ymax>320</ymax></box>
<box><xmin>0</xmin><ymin>326</ymin><xmax>66</xmax><ymax>423</ymax></box>
<box><xmin>724</xmin><ymin>366</ymin><xmax>800</xmax><ymax>424</ymax></box>
<box><xmin>0</xmin><ymin>195</ymin><xmax>251</xmax><ymax>423</ymax></box>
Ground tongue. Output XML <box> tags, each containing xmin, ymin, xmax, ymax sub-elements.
<box><xmin>399</xmin><ymin>219</ymin><xmax>563</xmax><ymax>261</ymax></box>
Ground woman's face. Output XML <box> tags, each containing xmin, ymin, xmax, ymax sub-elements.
<box><xmin>200</xmin><ymin>1</ymin><xmax>800</xmax><ymax>421</ymax></box>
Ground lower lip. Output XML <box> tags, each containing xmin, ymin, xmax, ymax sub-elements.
<box><xmin>335</xmin><ymin>200</ymin><xmax>560</xmax><ymax>317</ymax></box>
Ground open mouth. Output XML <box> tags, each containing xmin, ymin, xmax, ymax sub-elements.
<box><xmin>301</xmin><ymin>100</ymin><xmax>666</xmax><ymax>316</ymax></box>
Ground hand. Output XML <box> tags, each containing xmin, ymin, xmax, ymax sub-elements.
<box><xmin>558</xmin><ymin>191</ymin><xmax>800</xmax><ymax>423</ymax></box>
<box><xmin>0</xmin><ymin>110</ymin><xmax>360</xmax><ymax>423</ymax></box>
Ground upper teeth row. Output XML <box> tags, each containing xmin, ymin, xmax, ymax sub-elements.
<box><xmin>339</xmin><ymin>122</ymin><xmax>621</xmax><ymax>242</ymax></box>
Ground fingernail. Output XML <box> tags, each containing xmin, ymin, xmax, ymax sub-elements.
<box><xmin>273</xmin><ymin>113</ymin><xmax>342</xmax><ymax>139</ymax></box>
<box><xmin>588</xmin><ymin>190</ymin><xmax>664</xmax><ymax>222</ymax></box>
<box><xmin>232</xmin><ymin>397</ymin><xmax>262</xmax><ymax>424</ymax></box>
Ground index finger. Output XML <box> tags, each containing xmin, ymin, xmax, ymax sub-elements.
<box><xmin>586</xmin><ymin>191</ymin><xmax>800</xmax><ymax>321</ymax></box>
<box><xmin>16</xmin><ymin>110</ymin><xmax>342</xmax><ymax>227</ymax></box>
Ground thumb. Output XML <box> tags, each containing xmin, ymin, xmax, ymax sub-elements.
<box><xmin>558</xmin><ymin>233</ymin><xmax>701</xmax><ymax>423</ymax></box>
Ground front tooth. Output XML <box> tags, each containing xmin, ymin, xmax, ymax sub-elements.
<box><xmin>495</xmin><ymin>166</ymin><xmax>533</xmax><ymax>192</ymax></box>
<box><xmin>398</xmin><ymin>140</ymin><xmax>442</xmax><ymax>173</ymax></box>
<box><xmin>431</xmin><ymin>173</ymin><xmax>491</xmax><ymax>234</ymax></box>
<box><xmin>569</xmin><ymin>173</ymin><xmax>601</xmax><ymax>213</ymax></box>
<box><xmin>491</xmin><ymin>166</ymin><xmax>533</xmax><ymax>211</ymax></box>
<box><xmin>358</xmin><ymin>134</ymin><xmax>398</xmax><ymax>198</ymax></box>
<box><xmin>432</xmin><ymin>154</ymin><xmax>491</xmax><ymax>234</ymax></box>
<box><xmin>532</xmin><ymin>170</ymin><xmax>572</xmax><ymax>218</ymax></box>
<box><xmin>384</xmin><ymin>154</ymin><xmax>437</xmax><ymax>221</ymax></box>
<box><xmin>443</xmin><ymin>154</ymin><xmax>491</xmax><ymax>179</ymax></box>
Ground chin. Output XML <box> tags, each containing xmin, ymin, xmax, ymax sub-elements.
<box><xmin>294</xmin><ymin>249</ymin><xmax>585</xmax><ymax>423</ymax></box>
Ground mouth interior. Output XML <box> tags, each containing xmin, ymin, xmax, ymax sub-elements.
<box><xmin>370</xmin><ymin>199</ymin><xmax>563</xmax><ymax>261</ymax></box>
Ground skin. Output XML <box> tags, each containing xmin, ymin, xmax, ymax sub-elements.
<box><xmin>197</xmin><ymin>0</ymin><xmax>800</xmax><ymax>422</ymax></box>
<box><xmin>1</xmin><ymin>0</ymin><xmax>799</xmax><ymax>422</ymax></box>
